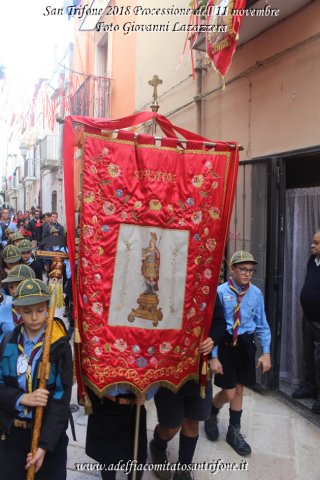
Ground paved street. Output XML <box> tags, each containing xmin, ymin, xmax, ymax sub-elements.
<box><xmin>65</xmin><ymin>383</ymin><xmax>320</xmax><ymax>480</ymax></box>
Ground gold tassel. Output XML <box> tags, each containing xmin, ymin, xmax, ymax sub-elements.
<box><xmin>81</xmin><ymin>393</ymin><xmax>93</xmax><ymax>415</ymax></box>
<box><xmin>74</xmin><ymin>327</ymin><xmax>81</xmax><ymax>343</ymax></box>
<box><xmin>200</xmin><ymin>360</ymin><xmax>208</xmax><ymax>399</ymax></box>
<box><xmin>48</xmin><ymin>278</ymin><xmax>64</xmax><ymax>308</ymax></box>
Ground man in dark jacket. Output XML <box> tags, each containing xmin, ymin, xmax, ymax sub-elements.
<box><xmin>292</xmin><ymin>230</ymin><xmax>320</xmax><ymax>414</ymax></box>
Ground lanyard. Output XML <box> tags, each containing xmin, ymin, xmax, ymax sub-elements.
<box><xmin>18</xmin><ymin>326</ymin><xmax>44</xmax><ymax>394</ymax></box>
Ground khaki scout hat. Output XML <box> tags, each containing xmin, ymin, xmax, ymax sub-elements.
<box><xmin>2</xmin><ymin>245</ymin><xmax>22</xmax><ymax>264</ymax></box>
<box><xmin>12</xmin><ymin>232</ymin><xmax>25</xmax><ymax>241</ymax></box>
<box><xmin>50</xmin><ymin>225</ymin><xmax>59</xmax><ymax>234</ymax></box>
<box><xmin>230</xmin><ymin>250</ymin><xmax>258</xmax><ymax>266</ymax></box>
<box><xmin>2</xmin><ymin>264</ymin><xmax>35</xmax><ymax>284</ymax></box>
<box><xmin>12</xmin><ymin>278</ymin><xmax>50</xmax><ymax>306</ymax></box>
<box><xmin>19</xmin><ymin>239</ymin><xmax>33</xmax><ymax>253</ymax></box>
<box><xmin>5</xmin><ymin>227</ymin><xmax>15</xmax><ymax>235</ymax></box>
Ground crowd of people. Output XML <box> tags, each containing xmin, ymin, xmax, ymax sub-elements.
<box><xmin>0</xmin><ymin>205</ymin><xmax>318</xmax><ymax>480</ymax></box>
<box><xmin>0</xmin><ymin>218</ymin><xmax>274</xmax><ymax>480</ymax></box>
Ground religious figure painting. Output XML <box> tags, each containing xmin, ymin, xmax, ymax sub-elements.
<box><xmin>108</xmin><ymin>224</ymin><xmax>189</xmax><ymax>330</ymax></box>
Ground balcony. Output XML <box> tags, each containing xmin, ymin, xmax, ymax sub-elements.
<box><xmin>22</xmin><ymin>159</ymin><xmax>37</xmax><ymax>183</ymax></box>
<box><xmin>70</xmin><ymin>75</ymin><xmax>111</xmax><ymax>118</ymax></box>
<box><xmin>40</xmin><ymin>135</ymin><xmax>61</xmax><ymax>170</ymax></box>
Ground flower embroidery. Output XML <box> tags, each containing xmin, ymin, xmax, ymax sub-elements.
<box><xmin>194</xmin><ymin>234</ymin><xmax>200</xmax><ymax>241</ymax></box>
<box><xmin>212</xmin><ymin>181</ymin><xmax>219</xmax><ymax>190</ymax></box>
<box><xmin>83</xmin><ymin>192</ymin><xmax>95</xmax><ymax>204</ymax></box>
<box><xmin>202</xmin><ymin>286</ymin><xmax>210</xmax><ymax>295</ymax></box>
<box><xmin>147</xmin><ymin>347</ymin><xmax>155</xmax><ymax>355</ymax></box>
<box><xmin>187</xmin><ymin>307</ymin><xmax>196</xmax><ymax>319</ymax></box>
<box><xmin>115</xmin><ymin>189</ymin><xmax>124</xmax><ymax>198</ymax></box>
<box><xmin>132</xmin><ymin>345</ymin><xmax>141</xmax><ymax>354</ymax></box>
<box><xmin>121</xmin><ymin>211</ymin><xmax>128</xmax><ymax>220</ymax></box>
<box><xmin>204</xmin><ymin>268</ymin><xmax>212</xmax><ymax>279</ymax></box>
<box><xmin>103</xmin><ymin>201</ymin><xmax>116</xmax><ymax>215</ymax></box>
<box><xmin>128</xmin><ymin>356</ymin><xmax>135</xmax><ymax>365</ymax></box>
<box><xmin>82</xmin><ymin>258</ymin><xmax>89</xmax><ymax>268</ymax></box>
<box><xmin>200</xmin><ymin>302</ymin><xmax>207</xmax><ymax>311</ymax></box>
<box><xmin>102</xmin><ymin>147</ymin><xmax>110</xmax><ymax>157</ymax></box>
<box><xmin>107</xmin><ymin>163</ymin><xmax>121</xmax><ymax>178</ymax></box>
<box><xmin>94</xmin><ymin>274</ymin><xmax>101</xmax><ymax>283</ymax></box>
<box><xmin>149</xmin><ymin>356</ymin><xmax>157</xmax><ymax>365</ymax></box>
<box><xmin>82</xmin><ymin>225</ymin><xmax>94</xmax><ymax>239</ymax></box>
<box><xmin>149</xmin><ymin>199</ymin><xmax>162</xmax><ymax>211</ymax></box>
<box><xmin>178</xmin><ymin>218</ymin><xmax>186</xmax><ymax>227</ymax></box>
<box><xmin>205</xmin><ymin>161</ymin><xmax>212</xmax><ymax>169</ymax></box>
<box><xmin>191</xmin><ymin>211</ymin><xmax>202</xmax><ymax>224</ymax></box>
<box><xmin>186</xmin><ymin>197</ymin><xmax>194</xmax><ymax>207</ymax></box>
<box><xmin>206</xmin><ymin>238</ymin><xmax>217</xmax><ymax>252</ymax></box>
<box><xmin>159</xmin><ymin>342</ymin><xmax>172</xmax><ymax>354</ymax></box>
<box><xmin>114</xmin><ymin>339</ymin><xmax>127</xmax><ymax>352</ymax></box>
<box><xmin>92</xmin><ymin>336</ymin><xmax>100</xmax><ymax>344</ymax></box>
<box><xmin>92</xmin><ymin>302</ymin><xmax>103</xmax><ymax>316</ymax></box>
<box><xmin>82</xmin><ymin>294</ymin><xmax>88</xmax><ymax>304</ymax></box>
<box><xmin>167</xmin><ymin>204</ymin><xmax>174</xmax><ymax>215</ymax></box>
<box><xmin>94</xmin><ymin>347</ymin><xmax>103</xmax><ymax>356</ymax></box>
<box><xmin>208</xmin><ymin>206</ymin><xmax>220</xmax><ymax>219</ymax></box>
<box><xmin>136</xmin><ymin>357</ymin><xmax>147</xmax><ymax>368</ymax></box>
<box><xmin>192</xmin><ymin>175</ymin><xmax>204</xmax><ymax>188</ymax></box>
<box><xmin>101</xmin><ymin>225</ymin><xmax>110</xmax><ymax>233</ymax></box>
<box><xmin>193</xmin><ymin>327</ymin><xmax>202</xmax><ymax>337</ymax></box>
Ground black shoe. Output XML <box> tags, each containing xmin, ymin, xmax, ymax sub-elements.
<box><xmin>204</xmin><ymin>414</ymin><xmax>219</xmax><ymax>441</ymax></box>
<box><xmin>173</xmin><ymin>471</ymin><xmax>193</xmax><ymax>480</ymax></box>
<box><xmin>311</xmin><ymin>400</ymin><xmax>320</xmax><ymax>414</ymax></box>
<box><xmin>149</xmin><ymin>440</ymin><xmax>171</xmax><ymax>480</ymax></box>
<box><xmin>292</xmin><ymin>385</ymin><xmax>317</xmax><ymax>399</ymax></box>
<box><xmin>226</xmin><ymin>425</ymin><xmax>251</xmax><ymax>456</ymax></box>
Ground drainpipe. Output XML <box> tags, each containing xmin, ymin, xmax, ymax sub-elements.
<box><xmin>194</xmin><ymin>52</ymin><xmax>204</xmax><ymax>135</ymax></box>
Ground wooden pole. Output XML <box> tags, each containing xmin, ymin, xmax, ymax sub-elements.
<box><xmin>26</xmin><ymin>288</ymin><xmax>57</xmax><ymax>480</ymax></box>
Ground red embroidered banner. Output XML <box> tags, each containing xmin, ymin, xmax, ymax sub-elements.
<box><xmin>63</xmin><ymin>113</ymin><xmax>239</xmax><ymax>397</ymax></box>
<box><xmin>206</xmin><ymin>0</ymin><xmax>246</xmax><ymax>77</ymax></box>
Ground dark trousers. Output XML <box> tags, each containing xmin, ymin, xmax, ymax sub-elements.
<box><xmin>302</xmin><ymin>316</ymin><xmax>320</xmax><ymax>397</ymax></box>
<box><xmin>0</xmin><ymin>426</ymin><xmax>68</xmax><ymax>480</ymax></box>
<box><xmin>86</xmin><ymin>391</ymin><xmax>147</xmax><ymax>480</ymax></box>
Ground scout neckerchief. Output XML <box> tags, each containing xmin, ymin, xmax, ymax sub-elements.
<box><xmin>228</xmin><ymin>277</ymin><xmax>250</xmax><ymax>346</ymax></box>
<box><xmin>12</xmin><ymin>306</ymin><xmax>22</xmax><ymax>326</ymax></box>
<box><xmin>17</xmin><ymin>325</ymin><xmax>45</xmax><ymax>413</ymax></box>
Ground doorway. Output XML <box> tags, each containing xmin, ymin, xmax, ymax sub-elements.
<box><xmin>278</xmin><ymin>153</ymin><xmax>320</xmax><ymax>410</ymax></box>
<box><xmin>229</xmin><ymin>148</ymin><xmax>320</xmax><ymax>395</ymax></box>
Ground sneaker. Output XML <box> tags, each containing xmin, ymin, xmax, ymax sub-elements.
<box><xmin>204</xmin><ymin>414</ymin><xmax>219</xmax><ymax>441</ymax></box>
<box><xmin>226</xmin><ymin>424</ymin><xmax>251</xmax><ymax>456</ymax></box>
<box><xmin>292</xmin><ymin>385</ymin><xmax>317</xmax><ymax>399</ymax></box>
<box><xmin>149</xmin><ymin>440</ymin><xmax>171</xmax><ymax>480</ymax></box>
<box><xmin>311</xmin><ymin>400</ymin><xmax>320</xmax><ymax>414</ymax></box>
<box><xmin>173</xmin><ymin>471</ymin><xmax>193</xmax><ymax>480</ymax></box>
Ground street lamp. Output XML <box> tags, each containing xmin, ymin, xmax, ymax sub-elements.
<box><xmin>19</xmin><ymin>143</ymin><xmax>28</xmax><ymax>159</ymax></box>
<box><xmin>19</xmin><ymin>143</ymin><xmax>28</xmax><ymax>212</ymax></box>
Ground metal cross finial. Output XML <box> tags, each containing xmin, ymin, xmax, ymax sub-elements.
<box><xmin>148</xmin><ymin>74</ymin><xmax>163</xmax><ymax>112</ymax></box>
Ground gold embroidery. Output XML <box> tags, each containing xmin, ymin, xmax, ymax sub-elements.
<box><xmin>134</xmin><ymin>169</ymin><xmax>177</xmax><ymax>184</ymax></box>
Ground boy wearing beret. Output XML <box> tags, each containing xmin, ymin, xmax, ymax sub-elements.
<box><xmin>0</xmin><ymin>279</ymin><xmax>73</xmax><ymax>479</ymax></box>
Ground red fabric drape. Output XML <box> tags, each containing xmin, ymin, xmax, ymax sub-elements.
<box><xmin>63</xmin><ymin>113</ymin><xmax>239</xmax><ymax>397</ymax></box>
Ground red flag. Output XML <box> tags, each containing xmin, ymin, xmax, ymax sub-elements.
<box><xmin>206</xmin><ymin>0</ymin><xmax>246</xmax><ymax>77</ymax></box>
<box><xmin>63</xmin><ymin>113</ymin><xmax>239</xmax><ymax>398</ymax></box>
